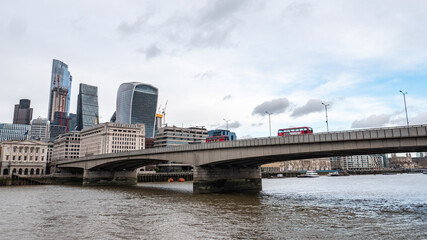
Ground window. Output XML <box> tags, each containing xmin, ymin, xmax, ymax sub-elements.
<box><xmin>18</xmin><ymin>156</ymin><xmax>21</xmax><ymax>161</ymax></box>
<box><xmin>12</xmin><ymin>156</ymin><xmax>15</xmax><ymax>161</ymax></box>
<box><xmin>6</xmin><ymin>155</ymin><xmax>9</xmax><ymax>160</ymax></box>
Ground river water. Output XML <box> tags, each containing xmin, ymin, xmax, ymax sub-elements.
<box><xmin>0</xmin><ymin>174</ymin><xmax>426</xmax><ymax>240</ymax></box>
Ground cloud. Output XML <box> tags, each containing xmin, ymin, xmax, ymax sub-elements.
<box><xmin>251</xmin><ymin>122</ymin><xmax>263</xmax><ymax>127</ymax></box>
<box><xmin>411</xmin><ymin>111</ymin><xmax>427</xmax><ymax>125</ymax></box>
<box><xmin>117</xmin><ymin>12</ymin><xmax>152</xmax><ymax>35</ymax></box>
<box><xmin>252</xmin><ymin>98</ymin><xmax>290</xmax><ymax>116</ymax></box>
<box><xmin>222</xmin><ymin>95</ymin><xmax>232</xmax><ymax>101</ymax></box>
<box><xmin>351</xmin><ymin>114</ymin><xmax>392</xmax><ymax>128</ymax></box>
<box><xmin>137</xmin><ymin>44</ymin><xmax>162</xmax><ymax>59</ymax></box>
<box><xmin>240</xmin><ymin>135</ymin><xmax>253</xmax><ymax>139</ymax></box>
<box><xmin>291</xmin><ymin>99</ymin><xmax>325</xmax><ymax>117</ymax></box>
<box><xmin>194</xmin><ymin>71</ymin><xmax>215</xmax><ymax>80</ymax></box>
<box><xmin>218</xmin><ymin>121</ymin><xmax>241</xmax><ymax>129</ymax></box>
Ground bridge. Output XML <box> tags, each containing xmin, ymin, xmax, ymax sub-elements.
<box><xmin>56</xmin><ymin>125</ymin><xmax>427</xmax><ymax>193</ymax></box>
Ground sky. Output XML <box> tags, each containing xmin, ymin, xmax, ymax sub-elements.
<box><xmin>1</xmin><ymin>0</ymin><xmax>427</xmax><ymax>138</ymax></box>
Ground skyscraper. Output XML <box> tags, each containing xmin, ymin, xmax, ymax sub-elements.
<box><xmin>76</xmin><ymin>83</ymin><xmax>99</xmax><ymax>131</ymax></box>
<box><xmin>115</xmin><ymin>82</ymin><xmax>158</xmax><ymax>138</ymax></box>
<box><xmin>13</xmin><ymin>99</ymin><xmax>33</xmax><ymax>124</ymax></box>
<box><xmin>48</xmin><ymin>59</ymin><xmax>72</xmax><ymax>125</ymax></box>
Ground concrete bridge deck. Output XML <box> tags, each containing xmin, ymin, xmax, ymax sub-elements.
<box><xmin>55</xmin><ymin>125</ymin><xmax>427</xmax><ymax>193</ymax></box>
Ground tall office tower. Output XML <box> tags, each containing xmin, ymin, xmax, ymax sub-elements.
<box><xmin>13</xmin><ymin>99</ymin><xmax>33</xmax><ymax>124</ymax></box>
<box><xmin>76</xmin><ymin>83</ymin><xmax>99</xmax><ymax>131</ymax></box>
<box><xmin>115</xmin><ymin>82</ymin><xmax>158</xmax><ymax>138</ymax></box>
<box><xmin>0</xmin><ymin>123</ymin><xmax>31</xmax><ymax>142</ymax></box>
<box><xmin>29</xmin><ymin>117</ymin><xmax>50</xmax><ymax>141</ymax></box>
<box><xmin>48</xmin><ymin>59</ymin><xmax>72</xmax><ymax>125</ymax></box>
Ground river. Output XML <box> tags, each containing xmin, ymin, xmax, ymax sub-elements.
<box><xmin>0</xmin><ymin>174</ymin><xmax>426</xmax><ymax>239</ymax></box>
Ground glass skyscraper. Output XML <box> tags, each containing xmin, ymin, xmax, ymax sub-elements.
<box><xmin>0</xmin><ymin>123</ymin><xmax>31</xmax><ymax>142</ymax></box>
<box><xmin>115</xmin><ymin>82</ymin><xmax>158</xmax><ymax>138</ymax></box>
<box><xmin>76</xmin><ymin>83</ymin><xmax>99</xmax><ymax>131</ymax></box>
<box><xmin>48</xmin><ymin>59</ymin><xmax>72</xmax><ymax>124</ymax></box>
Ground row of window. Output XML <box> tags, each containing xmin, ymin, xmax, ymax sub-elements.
<box><xmin>2</xmin><ymin>168</ymin><xmax>44</xmax><ymax>175</ymax></box>
<box><xmin>10</xmin><ymin>146</ymin><xmax>45</xmax><ymax>154</ymax></box>
<box><xmin>5</xmin><ymin>155</ymin><xmax>45</xmax><ymax>161</ymax></box>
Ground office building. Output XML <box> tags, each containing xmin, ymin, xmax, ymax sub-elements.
<box><xmin>52</xmin><ymin>132</ymin><xmax>81</xmax><ymax>162</ymax></box>
<box><xmin>76</xmin><ymin>83</ymin><xmax>99</xmax><ymax>131</ymax></box>
<box><xmin>13</xmin><ymin>99</ymin><xmax>33</xmax><ymax>125</ymax></box>
<box><xmin>0</xmin><ymin>123</ymin><xmax>30</xmax><ymax>142</ymax></box>
<box><xmin>80</xmin><ymin>122</ymin><xmax>145</xmax><ymax>157</ymax></box>
<box><xmin>330</xmin><ymin>155</ymin><xmax>384</xmax><ymax>170</ymax></box>
<box><xmin>0</xmin><ymin>140</ymin><xmax>47</xmax><ymax>175</ymax></box>
<box><xmin>208</xmin><ymin>129</ymin><xmax>237</xmax><ymax>140</ymax></box>
<box><xmin>49</xmin><ymin>125</ymin><xmax>67</xmax><ymax>142</ymax></box>
<box><xmin>67</xmin><ymin>113</ymin><xmax>77</xmax><ymax>132</ymax></box>
<box><xmin>29</xmin><ymin>117</ymin><xmax>50</xmax><ymax>141</ymax></box>
<box><xmin>48</xmin><ymin>59</ymin><xmax>72</xmax><ymax>124</ymax></box>
<box><xmin>115</xmin><ymin>82</ymin><xmax>158</xmax><ymax>138</ymax></box>
<box><xmin>154</xmin><ymin>126</ymin><xmax>208</xmax><ymax>148</ymax></box>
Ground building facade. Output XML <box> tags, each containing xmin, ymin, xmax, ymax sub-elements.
<box><xmin>52</xmin><ymin>132</ymin><xmax>81</xmax><ymax>162</ymax></box>
<box><xmin>154</xmin><ymin>126</ymin><xmax>208</xmax><ymax>148</ymax></box>
<box><xmin>49</xmin><ymin>125</ymin><xmax>67</xmax><ymax>142</ymax></box>
<box><xmin>208</xmin><ymin>129</ymin><xmax>237</xmax><ymax>140</ymax></box>
<box><xmin>48</xmin><ymin>59</ymin><xmax>72</xmax><ymax>124</ymax></box>
<box><xmin>80</xmin><ymin>122</ymin><xmax>145</xmax><ymax>157</ymax></box>
<box><xmin>282</xmin><ymin>158</ymin><xmax>332</xmax><ymax>171</ymax></box>
<box><xmin>76</xmin><ymin>83</ymin><xmax>99</xmax><ymax>131</ymax></box>
<box><xmin>330</xmin><ymin>155</ymin><xmax>384</xmax><ymax>170</ymax></box>
<box><xmin>0</xmin><ymin>123</ymin><xmax>30</xmax><ymax>142</ymax></box>
<box><xmin>13</xmin><ymin>99</ymin><xmax>33</xmax><ymax>125</ymax></box>
<box><xmin>0</xmin><ymin>140</ymin><xmax>47</xmax><ymax>175</ymax></box>
<box><xmin>29</xmin><ymin>117</ymin><xmax>50</xmax><ymax>141</ymax></box>
<box><xmin>115</xmin><ymin>82</ymin><xmax>158</xmax><ymax>138</ymax></box>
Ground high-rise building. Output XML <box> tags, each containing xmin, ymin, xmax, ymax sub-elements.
<box><xmin>48</xmin><ymin>59</ymin><xmax>72</xmax><ymax>125</ymax></box>
<box><xmin>76</xmin><ymin>83</ymin><xmax>99</xmax><ymax>131</ymax></box>
<box><xmin>13</xmin><ymin>99</ymin><xmax>33</xmax><ymax>125</ymax></box>
<box><xmin>115</xmin><ymin>82</ymin><xmax>158</xmax><ymax>138</ymax></box>
<box><xmin>29</xmin><ymin>117</ymin><xmax>50</xmax><ymax>141</ymax></box>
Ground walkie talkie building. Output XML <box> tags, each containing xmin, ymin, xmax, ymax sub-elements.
<box><xmin>115</xmin><ymin>82</ymin><xmax>158</xmax><ymax>138</ymax></box>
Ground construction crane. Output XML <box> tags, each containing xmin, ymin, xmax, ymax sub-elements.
<box><xmin>162</xmin><ymin>100</ymin><xmax>168</xmax><ymax>126</ymax></box>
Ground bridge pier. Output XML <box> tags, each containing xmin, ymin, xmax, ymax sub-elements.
<box><xmin>83</xmin><ymin>169</ymin><xmax>137</xmax><ymax>186</ymax></box>
<box><xmin>193</xmin><ymin>166</ymin><xmax>262</xmax><ymax>194</ymax></box>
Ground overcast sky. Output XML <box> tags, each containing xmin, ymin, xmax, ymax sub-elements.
<box><xmin>1</xmin><ymin>0</ymin><xmax>426</xmax><ymax>138</ymax></box>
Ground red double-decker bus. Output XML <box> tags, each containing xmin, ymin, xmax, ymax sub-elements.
<box><xmin>278</xmin><ymin>127</ymin><xmax>313</xmax><ymax>136</ymax></box>
<box><xmin>206</xmin><ymin>135</ymin><xmax>230</xmax><ymax>143</ymax></box>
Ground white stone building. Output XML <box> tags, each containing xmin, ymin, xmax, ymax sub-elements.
<box><xmin>52</xmin><ymin>131</ymin><xmax>81</xmax><ymax>162</ymax></box>
<box><xmin>0</xmin><ymin>140</ymin><xmax>47</xmax><ymax>175</ymax></box>
<box><xmin>80</xmin><ymin>122</ymin><xmax>145</xmax><ymax>157</ymax></box>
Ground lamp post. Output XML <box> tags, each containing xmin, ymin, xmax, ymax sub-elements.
<box><xmin>265</xmin><ymin>111</ymin><xmax>272</xmax><ymax>137</ymax></box>
<box><xmin>223</xmin><ymin>118</ymin><xmax>230</xmax><ymax>130</ymax></box>
<box><xmin>321</xmin><ymin>102</ymin><xmax>330</xmax><ymax>132</ymax></box>
<box><xmin>399</xmin><ymin>90</ymin><xmax>409</xmax><ymax>127</ymax></box>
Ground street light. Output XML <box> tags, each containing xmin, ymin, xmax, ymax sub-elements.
<box><xmin>223</xmin><ymin>118</ymin><xmax>230</xmax><ymax>130</ymax></box>
<box><xmin>399</xmin><ymin>90</ymin><xmax>409</xmax><ymax>127</ymax></box>
<box><xmin>321</xmin><ymin>102</ymin><xmax>330</xmax><ymax>132</ymax></box>
<box><xmin>265</xmin><ymin>111</ymin><xmax>273</xmax><ymax>137</ymax></box>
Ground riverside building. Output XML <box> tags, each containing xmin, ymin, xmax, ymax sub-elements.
<box><xmin>154</xmin><ymin>126</ymin><xmax>208</xmax><ymax>148</ymax></box>
<box><xmin>51</xmin><ymin>131</ymin><xmax>81</xmax><ymax>162</ymax></box>
<box><xmin>0</xmin><ymin>140</ymin><xmax>47</xmax><ymax>175</ymax></box>
<box><xmin>80</xmin><ymin>122</ymin><xmax>145</xmax><ymax>157</ymax></box>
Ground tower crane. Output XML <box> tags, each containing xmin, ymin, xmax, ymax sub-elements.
<box><xmin>162</xmin><ymin>100</ymin><xmax>168</xmax><ymax>126</ymax></box>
